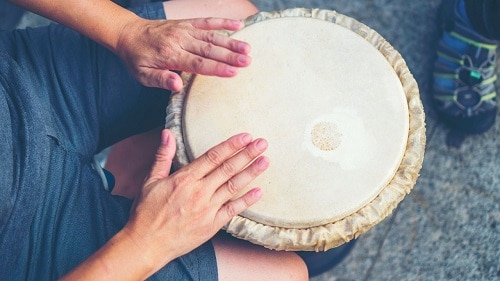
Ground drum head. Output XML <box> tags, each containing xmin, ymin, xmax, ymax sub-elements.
<box><xmin>166</xmin><ymin>8</ymin><xmax>425</xmax><ymax>251</ymax></box>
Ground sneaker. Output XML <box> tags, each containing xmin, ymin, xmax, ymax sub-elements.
<box><xmin>432</xmin><ymin>0</ymin><xmax>498</xmax><ymax>134</ymax></box>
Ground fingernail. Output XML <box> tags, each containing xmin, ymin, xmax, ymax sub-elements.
<box><xmin>226</xmin><ymin>66</ymin><xmax>238</xmax><ymax>76</ymax></box>
<box><xmin>161</xmin><ymin>130</ymin><xmax>170</xmax><ymax>144</ymax></box>
<box><xmin>237</xmin><ymin>55</ymin><xmax>248</xmax><ymax>64</ymax></box>
<box><xmin>167</xmin><ymin>77</ymin><xmax>181</xmax><ymax>91</ymax></box>
<box><xmin>231</xmin><ymin>20</ymin><xmax>244</xmax><ymax>30</ymax></box>
<box><xmin>238</xmin><ymin>42</ymin><xmax>250</xmax><ymax>53</ymax></box>
<box><xmin>255</xmin><ymin>139</ymin><xmax>268</xmax><ymax>150</ymax></box>
<box><xmin>256</xmin><ymin>157</ymin><xmax>269</xmax><ymax>169</ymax></box>
<box><xmin>252</xmin><ymin>188</ymin><xmax>263</xmax><ymax>198</ymax></box>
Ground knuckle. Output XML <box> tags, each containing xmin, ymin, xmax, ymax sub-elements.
<box><xmin>157</xmin><ymin>71</ymin><xmax>171</xmax><ymax>89</ymax></box>
<box><xmin>164</xmin><ymin>54</ymin><xmax>178</xmax><ymax>69</ymax></box>
<box><xmin>224</xmin><ymin>203</ymin><xmax>237</xmax><ymax>218</ymax></box>
<box><xmin>201</xmin><ymin>43</ymin><xmax>213</xmax><ymax>57</ymax></box>
<box><xmin>188</xmin><ymin>189</ymin><xmax>204</xmax><ymax>205</ymax></box>
<box><xmin>230</xmin><ymin>39</ymin><xmax>240</xmax><ymax>52</ymax></box>
<box><xmin>202</xmin><ymin>18</ymin><xmax>210</xmax><ymax>26</ymax></box>
<box><xmin>172</xmin><ymin>171</ymin><xmax>192</xmax><ymax>188</ymax></box>
<box><xmin>191</xmin><ymin>57</ymin><xmax>204</xmax><ymax>72</ymax></box>
<box><xmin>220</xmin><ymin>161</ymin><xmax>236</xmax><ymax>177</ymax></box>
<box><xmin>203</xmin><ymin>31</ymin><xmax>216</xmax><ymax>43</ymax></box>
<box><xmin>228</xmin><ymin>137</ymin><xmax>243</xmax><ymax>151</ymax></box>
<box><xmin>205</xmin><ymin>149</ymin><xmax>223</xmax><ymax>166</ymax></box>
<box><xmin>243</xmin><ymin>146</ymin><xmax>256</xmax><ymax>160</ymax></box>
<box><xmin>225</xmin><ymin>179</ymin><xmax>239</xmax><ymax>196</ymax></box>
<box><xmin>154</xmin><ymin>147</ymin><xmax>172</xmax><ymax>162</ymax></box>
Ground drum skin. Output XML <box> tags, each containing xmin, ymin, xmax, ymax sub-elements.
<box><xmin>166</xmin><ymin>8</ymin><xmax>426</xmax><ymax>251</ymax></box>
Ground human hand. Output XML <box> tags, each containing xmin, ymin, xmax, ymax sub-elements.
<box><xmin>123</xmin><ymin>129</ymin><xmax>268</xmax><ymax>270</ymax></box>
<box><xmin>115</xmin><ymin>17</ymin><xmax>251</xmax><ymax>91</ymax></box>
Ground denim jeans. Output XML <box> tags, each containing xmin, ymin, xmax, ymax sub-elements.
<box><xmin>0</xmin><ymin>2</ymin><xmax>217</xmax><ymax>280</ymax></box>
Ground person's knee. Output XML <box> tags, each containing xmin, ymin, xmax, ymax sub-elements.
<box><xmin>163</xmin><ymin>0</ymin><xmax>258</xmax><ymax>20</ymax></box>
<box><xmin>277</xmin><ymin>251</ymin><xmax>309</xmax><ymax>281</ymax></box>
<box><xmin>230</xmin><ymin>0</ymin><xmax>259</xmax><ymax>18</ymax></box>
<box><xmin>201</xmin><ymin>0</ymin><xmax>259</xmax><ymax>19</ymax></box>
<box><xmin>213</xmin><ymin>233</ymin><xmax>308</xmax><ymax>281</ymax></box>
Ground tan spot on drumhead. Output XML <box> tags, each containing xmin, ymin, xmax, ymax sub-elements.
<box><xmin>311</xmin><ymin>121</ymin><xmax>342</xmax><ymax>151</ymax></box>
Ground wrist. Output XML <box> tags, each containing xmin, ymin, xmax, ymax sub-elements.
<box><xmin>108</xmin><ymin>229</ymin><xmax>161</xmax><ymax>279</ymax></box>
<box><xmin>60</xmin><ymin>227</ymin><xmax>160</xmax><ymax>280</ymax></box>
<box><xmin>120</xmin><ymin>222</ymin><xmax>177</xmax><ymax>276</ymax></box>
<box><xmin>114</xmin><ymin>16</ymin><xmax>148</xmax><ymax>58</ymax></box>
<box><xmin>84</xmin><ymin>3</ymin><xmax>140</xmax><ymax>53</ymax></box>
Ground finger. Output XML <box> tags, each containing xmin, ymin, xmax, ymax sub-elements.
<box><xmin>188</xmin><ymin>133</ymin><xmax>253</xmax><ymax>179</ymax></box>
<box><xmin>183</xmin><ymin>37</ymin><xmax>251</xmax><ymax>68</ymax></box>
<box><xmin>214</xmin><ymin>187</ymin><xmax>263</xmax><ymax>228</ymax></box>
<box><xmin>204</xmin><ymin>138</ymin><xmax>268</xmax><ymax>190</ymax></box>
<box><xmin>146</xmin><ymin>129</ymin><xmax>176</xmax><ymax>183</ymax></box>
<box><xmin>139</xmin><ymin>68</ymin><xmax>184</xmax><ymax>91</ymax></box>
<box><xmin>211</xmin><ymin>155</ymin><xmax>269</xmax><ymax>205</ymax></box>
<box><xmin>165</xmin><ymin>74</ymin><xmax>184</xmax><ymax>92</ymax></box>
<box><xmin>190</xmin><ymin>30</ymin><xmax>251</xmax><ymax>55</ymax></box>
<box><xmin>190</xmin><ymin>55</ymin><xmax>241</xmax><ymax>77</ymax></box>
<box><xmin>169</xmin><ymin>49</ymin><xmax>241</xmax><ymax>78</ymax></box>
<box><xmin>190</xmin><ymin>18</ymin><xmax>244</xmax><ymax>32</ymax></box>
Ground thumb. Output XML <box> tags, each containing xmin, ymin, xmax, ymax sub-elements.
<box><xmin>147</xmin><ymin>129</ymin><xmax>176</xmax><ymax>182</ymax></box>
<box><xmin>144</xmin><ymin>69</ymin><xmax>184</xmax><ymax>91</ymax></box>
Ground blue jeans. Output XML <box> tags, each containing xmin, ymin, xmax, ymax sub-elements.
<box><xmin>0</xmin><ymin>2</ymin><xmax>217</xmax><ymax>280</ymax></box>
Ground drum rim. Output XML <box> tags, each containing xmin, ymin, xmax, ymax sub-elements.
<box><xmin>165</xmin><ymin>8</ymin><xmax>426</xmax><ymax>251</ymax></box>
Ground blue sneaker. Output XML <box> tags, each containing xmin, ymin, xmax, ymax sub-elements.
<box><xmin>433</xmin><ymin>0</ymin><xmax>498</xmax><ymax>134</ymax></box>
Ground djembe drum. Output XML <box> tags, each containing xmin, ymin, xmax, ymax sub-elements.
<box><xmin>166</xmin><ymin>8</ymin><xmax>426</xmax><ymax>252</ymax></box>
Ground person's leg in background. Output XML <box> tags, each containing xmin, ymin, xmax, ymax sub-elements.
<box><xmin>105</xmin><ymin>126</ymin><xmax>162</xmax><ymax>199</ymax></box>
<box><xmin>432</xmin><ymin>0</ymin><xmax>499</xmax><ymax>144</ymax></box>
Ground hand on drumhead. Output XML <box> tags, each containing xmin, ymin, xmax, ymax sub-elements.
<box><xmin>115</xmin><ymin>17</ymin><xmax>252</xmax><ymax>91</ymax></box>
<box><xmin>124</xmin><ymin>129</ymin><xmax>268</xmax><ymax>267</ymax></box>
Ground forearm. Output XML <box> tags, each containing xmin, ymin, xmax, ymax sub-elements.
<box><xmin>9</xmin><ymin>0</ymin><xmax>139</xmax><ymax>52</ymax></box>
<box><xmin>60</xmin><ymin>228</ymin><xmax>175</xmax><ymax>280</ymax></box>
